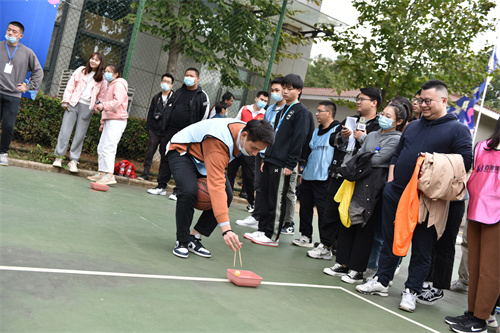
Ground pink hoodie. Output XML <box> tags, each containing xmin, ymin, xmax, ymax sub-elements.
<box><xmin>62</xmin><ymin>66</ymin><xmax>107</xmax><ymax>109</ymax></box>
<box><xmin>100</xmin><ymin>78</ymin><xmax>129</xmax><ymax>123</ymax></box>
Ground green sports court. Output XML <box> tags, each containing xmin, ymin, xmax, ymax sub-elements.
<box><xmin>0</xmin><ymin>162</ymin><xmax>468</xmax><ymax>332</ymax></box>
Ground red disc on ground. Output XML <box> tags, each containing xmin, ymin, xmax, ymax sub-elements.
<box><xmin>90</xmin><ymin>182</ymin><xmax>109</xmax><ymax>192</ymax></box>
<box><xmin>195</xmin><ymin>178</ymin><xmax>211</xmax><ymax>211</ymax></box>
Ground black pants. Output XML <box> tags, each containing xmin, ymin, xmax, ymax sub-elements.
<box><xmin>257</xmin><ymin>162</ymin><xmax>290</xmax><ymax>240</ymax></box>
<box><xmin>298</xmin><ymin>180</ymin><xmax>328</xmax><ymax>238</ymax></box>
<box><xmin>156</xmin><ymin>132</ymin><xmax>176</xmax><ymax>188</ymax></box>
<box><xmin>142</xmin><ymin>130</ymin><xmax>168</xmax><ymax>178</ymax></box>
<box><xmin>167</xmin><ymin>150</ymin><xmax>233</xmax><ymax>244</ymax></box>
<box><xmin>336</xmin><ymin>203</ymin><xmax>382</xmax><ymax>272</ymax></box>
<box><xmin>227</xmin><ymin>155</ymin><xmax>256</xmax><ymax>205</ymax></box>
<box><xmin>377</xmin><ymin>182</ymin><xmax>437</xmax><ymax>293</ymax></box>
<box><xmin>426</xmin><ymin>200</ymin><xmax>466</xmax><ymax>289</ymax></box>
<box><xmin>0</xmin><ymin>93</ymin><xmax>22</xmax><ymax>154</ymax></box>
<box><xmin>319</xmin><ymin>176</ymin><xmax>344</xmax><ymax>247</ymax></box>
<box><xmin>252</xmin><ymin>158</ymin><xmax>264</xmax><ymax>220</ymax></box>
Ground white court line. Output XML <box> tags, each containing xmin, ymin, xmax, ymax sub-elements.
<box><xmin>0</xmin><ymin>265</ymin><xmax>440</xmax><ymax>333</ymax></box>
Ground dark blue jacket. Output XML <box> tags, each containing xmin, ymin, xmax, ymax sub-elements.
<box><xmin>391</xmin><ymin>113</ymin><xmax>472</xmax><ymax>190</ymax></box>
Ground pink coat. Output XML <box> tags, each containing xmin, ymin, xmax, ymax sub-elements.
<box><xmin>100</xmin><ymin>78</ymin><xmax>129</xmax><ymax>123</ymax></box>
<box><xmin>62</xmin><ymin>66</ymin><xmax>107</xmax><ymax>109</ymax></box>
<box><xmin>467</xmin><ymin>140</ymin><xmax>500</xmax><ymax>224</ymax></box>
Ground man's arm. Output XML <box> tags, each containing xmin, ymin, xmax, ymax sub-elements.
<box><xmin>25</xmin><ymin>51</ymin><xmax>43</xmax><ymax>91</ymax></box>
<box><xmin>284</xmin><ymin>107</ymin><xmax>311</xmax><ymax>170</ymax></box>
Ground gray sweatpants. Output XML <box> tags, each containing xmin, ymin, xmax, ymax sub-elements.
<box><xmin>54</xmin><ymin>103</ymin><xmax>93</xmax><ymax>161</ymax></box>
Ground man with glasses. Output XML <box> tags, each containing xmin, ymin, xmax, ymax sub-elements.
<box><xmin>411</xmin><ymin>89</ymin><xmax>423</xmax><ymax>120</ymax></box>
<box><xmin>356</xmin><ymin>79</ymin><xmax>472</xmax><ymax>314</ymax></box>
<box><xmin>308</xmin><ymin>87</ymin><xmax>381</xmax><ymax>261</ymax></box>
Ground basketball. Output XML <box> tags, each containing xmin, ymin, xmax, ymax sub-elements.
<box><xmin>195</xmin><ymin>178</ymin><xmax>212</xmax><ymax>211</ymax></box>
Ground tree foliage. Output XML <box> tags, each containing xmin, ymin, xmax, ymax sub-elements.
<box><xmin>485</xmin><ymin>73</ymin><xmax>500</xmax><ymax>110</ymax></box>
<box><xmin>317</xmin><ymin>0</ymin><xmax>497</xmax><ymax>106</ymax></box>
<box><xmin>128</xmin><ymin>0</ymin><xmax>318</xmax><ymax>89</ymax></box>
<box><xmin>304</xmin><ymin>55</ymin><xmax>338</xmax><ymax>88</ymax></box>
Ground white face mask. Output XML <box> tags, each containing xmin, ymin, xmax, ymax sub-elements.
<box><xmin>238</xmin><ymin>136</ymin><xmax>250</xmax><ymax>156</ymax></box>
<box><xmin>5</xmin><ymin>34</ymin><xmax>17</xmax><ymax>44</ymax></box>
<box><xmin>161</xmin><ymin>83</ymin><xmax>171</xmax><ymax>91</ymax></box>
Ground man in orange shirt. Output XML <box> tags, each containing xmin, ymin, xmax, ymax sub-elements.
<box><xmin>167</xmin><ymin>118</ymin><xmax>274</xmax><ymax>259</ymax></box>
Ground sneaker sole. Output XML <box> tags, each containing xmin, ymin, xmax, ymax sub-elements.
<box><xmin>69</xmin><ymin>169</ymin><xmax>78</xmax><ymax>173</ymax></box>
<box><xmin>416</xmin><ymin>297</ymin><xmax>442</xmax><ymax>305</ymax></box>
<box><xmin>251</xmin><ymin>239</ymin><xmax>279</xmax><ymax>247</ymax></box>
<box><xmin>307</xmin><ymin>253</ymin><xmax>332</xmax><ymax>260</ymax></box>
<box><xmin>487</xmin><ymin>320</ymin><xmax>498</xmax><ymax>328</ymax></box>
<box><xmin>399</xmin><ymin>304</ymin><xmax>415</xmax><ymax>313</ymax></box>
<box><xmin>323</xmin><ymin>269</ymin><xmax>348</xmax><ymax>277</ymax></box>
<box><xmin>188</xmin><ymin>248</ymin><xmax>211</xmax><ymax>258</ymax></box>
<box><xmin>173</xmin><ymin>249</ymin><xmax>189</xmax><ymax>258</ymax></box>
<box><xmin>280</xmin><ymin>232</ymin><xmax>294</xmax><ymax>235</ymax></box>
<box><xmin>52</xmin><ymin>164</ymin><xmax>62</xmax><ymax>168</ymax></box>
<box><xmin>341</xmin><ymin>276</ymin><xmax>364</xmax><ymax>284</ymax></box>
<box><xmin>243</xmin><ymin>234</ymin><xmax>257</xmax><ymax>240</ymax></box>
<box><xmin>450</xmin><ymin>325</ymin><xmax>487</xmax><ymax>333</ymax></box>
<box><xmin>236</xmin><ymin>221</ymin><xmax>258</xmax><ymax>229</ymax></box>
<box><xmin>356</xmin><ymin>288</ymin><xmax>389</xmax><ymax>297</ymax></box>
<box><xmin>291</xmin><ymin>241</ymin><xmax>314</xmax><ymax>248</ymax></box>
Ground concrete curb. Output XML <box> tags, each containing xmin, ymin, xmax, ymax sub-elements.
<box><xmin>7</xmin><ymin>158</ymin><xmax>250</xmax><ymax>205</ymax></box>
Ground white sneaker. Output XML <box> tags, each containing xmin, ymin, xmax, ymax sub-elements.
<box><xmin>307</xmin><ymin>243</ymin><xmax>333</xmax><ymax>260</ymax></box>
<box><xmin>356</xmin><ymin>276</ymin><xmax>389</xmax><ymax>297</ymax></box>
<box><xmin>399</xmin><ymin>288</ymin><xmax>417</xmax><ymax>312</ymax></box>
<box><xmin>236</xmin><ymin>216</ymin><xmax>259</xmax><ymax>229</ymax></box>
<box><xmin>169</xmin><ymin>193</ymin><xmax>177</xmax><ymax>201</ymax></box>
<box><xmin>487</xmin><ymin>314</ymin><xmax>498</xmax><ymax>328</ymax></box>
<box><xmin>292</xmin><ymin>235</ymin><xmax>314</xmax><ymax>248</ymax></box>
<box><xmin>450</xmin><ymin>280</ymin><xmax>469</xmax><ymax>294</ymax></box>
<box><xmin>87</xmin><ymin>172</ymin><xmax>103</xmax><ymax>181</ymax></box>
<box><xmin>0</xmin><ymin>153</ymin><xmax>9</xmax><ymax>166</ymax></box>
<box><xmin>68</xmin><ymin>160</ymin><xmax>78</xmax><ymax>173</ymax></box>
<box><xmin>52</xmin><ymin>157</ymin><xmax>63</xmax><ymax>168</ymax></box>
<box><xmin>96</xmin><ymin>173</ymin><xmax>117</xmax><ymax>185</ymax></box>
<box><xmin>243</xmin><ymin>231</ymin><xmax>264</xmax><ymax>240</ymax></box>
<box><xmin>148</xmin><ymin>187</ymin><xmax>166</xmax><ymax>195</ymax></box>
<box><xmin>251</xmin><ymin>233</ymin><xmax>279</xmax><ymax>247</ymax></box>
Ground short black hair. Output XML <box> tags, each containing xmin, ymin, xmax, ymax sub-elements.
<box><xmin>162</xmin><ymin>73</ymin><xmax>174</xmax><ymax>84</ymax></box>
<box><xmin>414</xmin><ymin>89</ymin><xmax>422</xmax><ymax>96</ymax></box>
<box><xmin>319</xmin><ymin>100</ymin><xmax>337</xmax><ymax>118</ymax></box>
<box><xmin>215</xmin><ymin>102</ymin><xmax>228</xmax><ymax>114</ymax></box>
<box><xmin>243</xmin><ymin>119</ymin><xmax>275</xmax><ymax>146</ymax></box>
<box><xmin>359</xmin><ymin>87</ymin><xmax>382</xmax><ymax>108</ymax></box>
<box><xmin>256</xmin><ymin>91</ymin><xmax>269</xmax><ymax>99</ymax></box>
<box><xmin>185</xmin><ymin>68</ymin><xmax>199</xmax><ymax>77</ymax></box>
<box><xmin>270</xmin><ymin>76</ymin><xmax>284</xmax><ymax>86</ymax></box>
<box><xmin>421</xmin><ymin>79</ymin><xmax>448</xmax><ymax>97</ymax></box>
<box><xmin>282</xmin><ymin>74</ymin><xmax>304</xmax><ymax>90</ymax></box>
<box><xmin>222</xmin><ymin>91</ymin><xmax>234</xmax><ymax>102</ymax></box>
<box><xmin>8</xmin><ymin>21</ymin><xmax>24</xmax><ymax>34</ymax></box>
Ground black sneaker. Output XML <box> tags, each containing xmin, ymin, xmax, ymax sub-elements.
<box><xmin>323</xmin><ymin>263</ymin><xmax>349</xmax><ymax>276</ymax></box>
<box><xmin>449</xmin><ymin>316</ymin><xmax>487</xmax><ymax>333</ymax></box>
<box><xmin>281</xmin><ymin>222</ymin><xmax>295</xmax><ymax>235</ymax></box>
<box><xmin>341</xmin><ymin>270</ymin><xmax>364</xmax><ymax>284</ymax></box>
<box><xmin>445</xmin><ymin>311</ymin><xmax>474</xmax><ymax>325</ymax></box>
<box><xmin>173</xmin><ymin>241</ymin><xmax>189</xmax><ymax>259</ymax></box>
<box><xmin>417</xmin><ymin>287</ymin><xmax>444</xmax><ymax>305</ymax></box>
<box><xmin>188</xmin><ymin>235</ymin><xmax>212</xmax><ymax>258</ymax></box>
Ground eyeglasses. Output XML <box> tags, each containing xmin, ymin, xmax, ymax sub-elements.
<box><xmin>416</xmin><ymin>97</ymin><xmax>444</xmax><ymax>105</ymax></box>
<box><xmin>355</xmin><ymin>97</ymin><xmax>373</xmax><ymax>102</ymax></box>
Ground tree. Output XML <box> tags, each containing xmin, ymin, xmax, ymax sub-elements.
<box><xmin>128</xmin><ymin>0</ymin><xmax>319</xmax><ymax>89</ymax></box>
<box><xmin>485</xmin><ymin>73</ymin><xmax>500</xmax><ymax>111</ymax></box>
<box><xmin>304</xmin><ymin>55</ymin><xmax>337</xmax><ymax>88</ymax></box>
<box><xmin>318</xmin><ymin>0</ymin><xmax>497</xmax><ymax>106</ymax></box>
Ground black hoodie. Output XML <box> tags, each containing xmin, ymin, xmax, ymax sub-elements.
<box><xmin>391</xmin><ymin>113</ymin><xmax>472</xmax><ymax>190</ymax></box>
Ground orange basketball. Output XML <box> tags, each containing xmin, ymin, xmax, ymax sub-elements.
<box><xmin>195</xmin><ymin>178</ymin><xmax>212</xmax><ymax>211</ymax></box>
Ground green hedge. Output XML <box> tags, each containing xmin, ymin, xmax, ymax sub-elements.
<box><xmin>14</xmin><ymin>92</ymin><xmax>148</xmax><ymax>161</ymax></box>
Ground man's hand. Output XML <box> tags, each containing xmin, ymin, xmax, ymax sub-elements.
<box><xmin>222</xmin><ymin>228</ymin><xmax>242</xmax><ymax>252</ymax></box>
<box><xmin>341</xmin><ymin>126</ymin><xmax>352</xmax><ymax>138</ymax></box>
<box><xmin>16</xmin><ymin>83</ymin><xmax>27</xmax><ymax>93</ymax></box>
<box><xmin>353</xmin><ymin>129</ymin><xmax>365</xmax><ymax>140</ymax></box>
<box><xmin>283</xmin><ymin>168</ymin><xmax>292</xmax><ymax>176</ymax></box>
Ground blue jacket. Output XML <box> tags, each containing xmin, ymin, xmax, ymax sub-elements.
<box><xmin>391</xmin><ymin>113</ymin><xmax>472</xmax><ymax>190</ymax></box>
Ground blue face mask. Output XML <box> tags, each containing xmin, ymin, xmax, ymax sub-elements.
<box><xmin>271</xmin><ymin>93</ymin><xmax>283</xmax><ymax>102</ymax></box>
<box><xmin>378</xmin><ymin>116</ymin><xmax>394</xmax><ymax>130</ymax></box>
<box><xmin>184</xmin><ymin>76</ymin><xmax>195</xmax><ymax>86</ymax></box>
<box><xmin>161</xmin><ymin>83</ymin><xmax>171</xmax><ymax>91</ymax></box>
<box><xmin>104</xmin><ymin>72</ymin><xmax>114</xmax><ymax>82</ymax></box>
<box><xmin>256</xmin><ymin>100</ymin><xmax>267</xmax><ymax>109</ymax></box>
<box><xmin>5</xmin><ymin>34</ymin><xmax>17</xmax><ymax>44</ymax></box>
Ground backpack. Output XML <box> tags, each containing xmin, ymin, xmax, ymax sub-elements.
<box><xmin>114</xmin><ymin>160</ymin><xmax>137</xmax><ymax>179</ymax></box>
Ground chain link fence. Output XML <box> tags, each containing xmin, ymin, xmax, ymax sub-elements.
<box><xmin>9</xmin><ymin>0</ymin><xmax>319</xmax><ymax>178</ymax></box>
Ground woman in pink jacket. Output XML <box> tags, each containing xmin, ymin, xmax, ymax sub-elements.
<box><xmin>87</xmin><ymin>64</ymin><xmax>128</xmax><ymax>185</ymax></box>
<box><xmin>53</xmin><ymin>52</ymin><xmax>107</xmax><ymax>172</ymax></box>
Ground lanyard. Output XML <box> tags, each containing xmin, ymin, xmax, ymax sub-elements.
<box><xmin>275</xmin><ymin>100</ymin><xmax>297</xmax><ymax>133</ymax></box>
<box><xmin>5</xmin><ymin>42</ymin><xmax>19</xmax><ymax>63</ymax></box>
